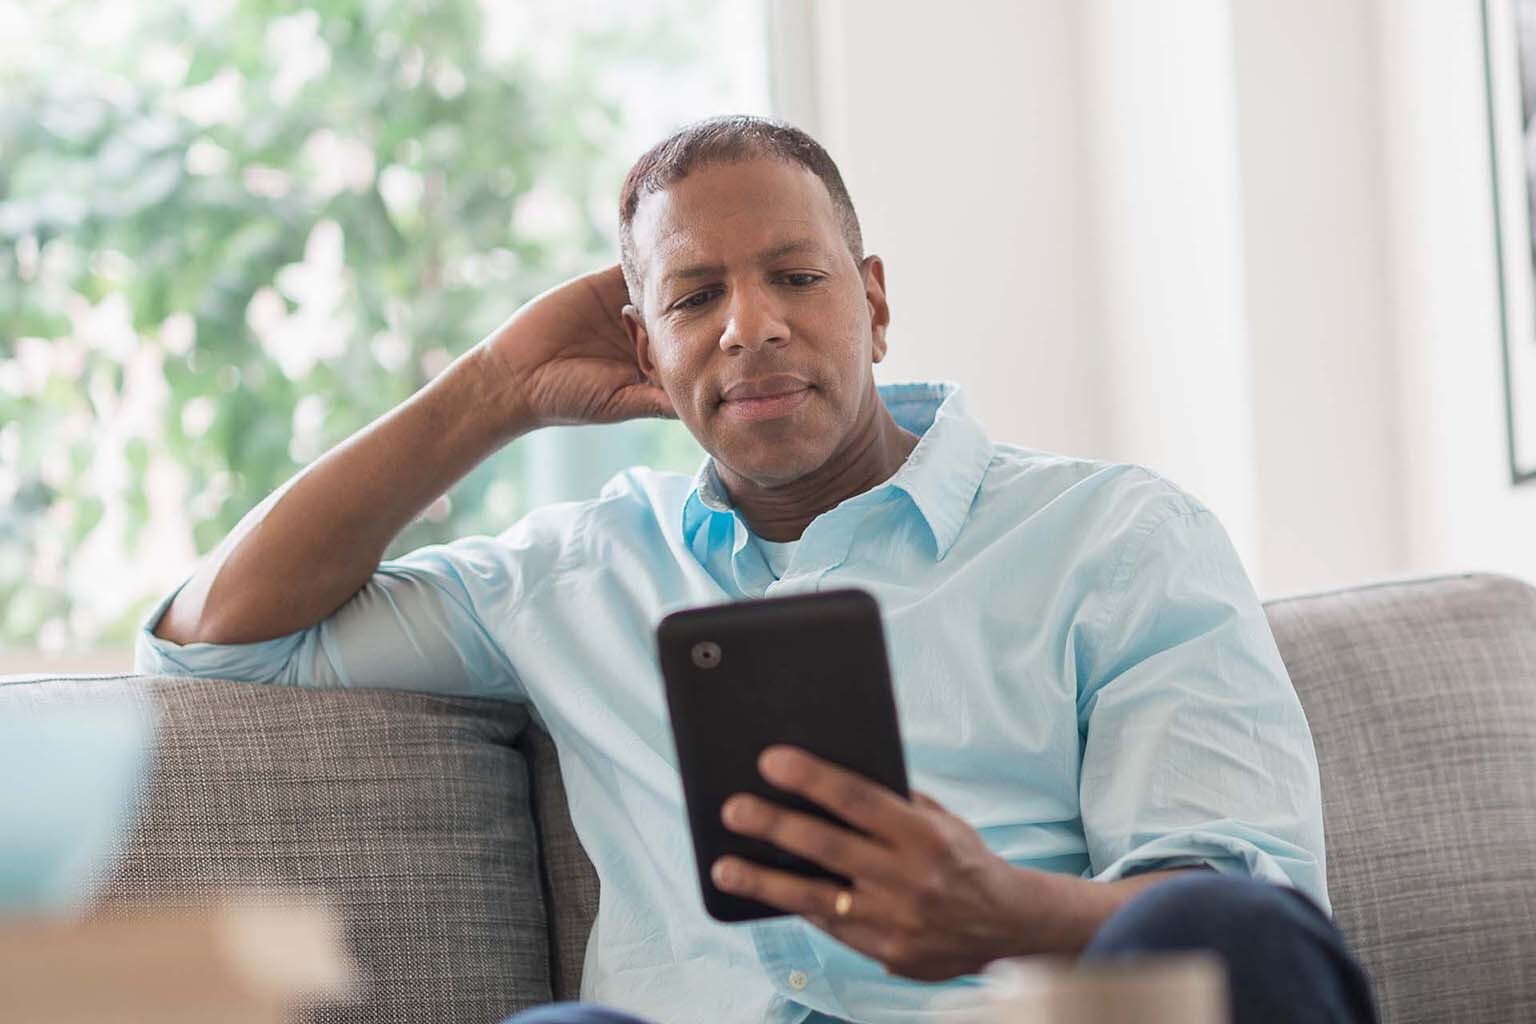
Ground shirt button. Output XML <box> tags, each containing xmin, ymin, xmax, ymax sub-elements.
<box><xmin>787</xmin><ymin>969</ymin><xmax>809</xmax><ymax>990</ymax></box>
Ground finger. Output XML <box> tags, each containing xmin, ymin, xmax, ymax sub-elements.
<box><xmin>710</xmin><ymin>856</ymin><xmax>857</xmax><ymax>921</ymax></box>
<box><xmin>585</xmin><ymin>263</ymin><xmax>631</xmax><ymax>306</ymax></box>
<box><xmin>720</xmin><ymin>794</ymin><xmax>905</xmax><ymax>886</ymax></box>
<box><xmin>637</xmin><ymin>387</ymin><xmax>677</xmax><ymax>418</ymax></box>
<box><xmin>611</xmin><ymin>383</ymin><xmax>676</xmax><ymax>420</ymax></box>
<box><xmin>758</xmin><ymin>746</ymin><xmax>927</xmax><ymax>846</ymax></box>
<box><xmin>911</xmin><ymin>791</ymin><xmax>947</xmax><ymax>813</ymax></box>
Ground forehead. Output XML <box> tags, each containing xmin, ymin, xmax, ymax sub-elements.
<box><xmin>630</xmin><ymin>158</ymin><xmax>844</xmax><ymax>277</ymax></box>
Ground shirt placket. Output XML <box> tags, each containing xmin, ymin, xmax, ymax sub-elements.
<box><xmin>739</xmin><ymin>495</ymin><xmax>894</xmax><ymax>1022</ymax></box>
<box><xmin>749</xmin><ymin>916</ymin><xmax>853</xmax><ymax>1021</ymax></box>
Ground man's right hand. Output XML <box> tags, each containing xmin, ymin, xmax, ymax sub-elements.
<box><xmin>154</xmin><ymin>261</ymin><xmax>679</xmax><ymax>647</ymax></box>
<box><xmin>481</xmin><ymin>263</ymin><xmax>676</xmax><ymax>430</ymax></box>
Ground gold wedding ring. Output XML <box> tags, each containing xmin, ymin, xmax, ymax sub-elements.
<box><xmin>833</xmin><ymin>889</ymin><xmax>854</xmax><ymax>918</ymax></box>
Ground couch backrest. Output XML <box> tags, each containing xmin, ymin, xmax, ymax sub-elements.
<box><xmin>0</xmin><ymin>675</ymin><xmax>549</xmax><ymax>1024</ymax></box>
<box><xmin>1266</xmin><ymin>573</ymin><xmax>1536</xmax><ymax>1023</ymax></box>
<box><xmin>7</xmin><ymin>572</ymin><xmax>1534</xmax><ymax>1022</ymax></box>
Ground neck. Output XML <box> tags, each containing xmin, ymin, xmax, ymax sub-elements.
<box><xmin>717</xmin><ymin>385</ymin><xmax>921</xmax><ymax>542</ymax></box>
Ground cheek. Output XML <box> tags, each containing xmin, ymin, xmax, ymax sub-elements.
<box><xmin>648</xmin><ymin>336</ymin><xmax>712</xmax><ymax>410</ymax></box>
<box><xmin>668</xmin><ymin>315</ymin><xmax>732</xmax><ymax>366</ymax></box>
<box><xmin>818</xmin><ymin>290</ymin><xmax>872</xmax><ymax>350</ymax></box>
<box><xmin>814</xmin><ymin>308</ymin><xmax>875</xmax><ymax>385</ymax></box>
<box><xmin>646</xmin><ymin>332</ymin><xmax>693</xmax><ymax>381</ymax></box>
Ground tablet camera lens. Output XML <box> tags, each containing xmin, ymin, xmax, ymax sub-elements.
<box><xmin>691</xmin><ymin>641</ymin><xmax>722</xmax><ymax>670</ymax></box>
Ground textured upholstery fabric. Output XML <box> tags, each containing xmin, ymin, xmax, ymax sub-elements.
<box><xmin>1266</xmin><ymin>573</ymin><xmax>1536</xmax><ymax>1023</ymax></box>
<box><xmin>4</xmin><ymin>571</ymin><xmax>1536</xmax><ymax>1022</ymax></box>
<box><xmin>522</xmin><ymin>725</ymin><xmax>600</xmax><ymax>1003</ymax></box>
<box><xmin>0</xmin><ymin>674</ymin><xmax>550</xmax><ymax>1024</ymax></box>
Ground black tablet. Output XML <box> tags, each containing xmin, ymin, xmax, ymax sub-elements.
<box><xmin>656</xmin><ymin>588</ymin><xmax>911</xmax><ymax>922</ymax></box>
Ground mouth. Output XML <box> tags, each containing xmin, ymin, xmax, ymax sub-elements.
<box><xmin>718</xmin><ymin>375</ymin><xmax>813</xmax><ymax>423</ymax></box>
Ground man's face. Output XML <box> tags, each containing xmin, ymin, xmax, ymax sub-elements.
<box><xmin>624</xmin><ymin>157</ymin><xmax>890</xmax><ymax>488</ymax></box>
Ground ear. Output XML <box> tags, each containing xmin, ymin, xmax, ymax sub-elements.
<box><xmin>622</xmin><ymin>303</ymin><xmax>658</xmax><ymax>384</ymax></box>
<box><xmin>861</xmin><ymin>255</ymin><xmax>890</xmax><ymax>363</ymax></box>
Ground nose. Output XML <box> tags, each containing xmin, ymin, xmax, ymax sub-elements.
<box><xmin>718</xmin><ymin>282</ymin><xmax>789</xmax><ymax>354</ymax></box>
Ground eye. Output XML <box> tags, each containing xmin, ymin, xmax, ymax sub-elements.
<box><xmin>674</xmin><ymin>288</ymin><xmax>719</xmax><ymax>311</ymax></box>
<box><xmin>782</xmin><ymin>273</ymin><xmax>822</xmax><ymax>286</ymax></box>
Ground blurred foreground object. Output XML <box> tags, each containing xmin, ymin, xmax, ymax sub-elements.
<box><xmin>931</xmin><ymin>951</ymin><xmax>1228</xmax><ymax>1024</ymax></box>
<box><xmin>0</xmin><ymin>699</ymin><xmax>153</xmax><ymax>914</ymax></box>
<box><xmin>984</xmin><ymin>953</ymin><xmax>1226</xmax><ymax>1023</ymax></box>
<box><xmin>0</xmin><ymin>902</ymin><xmax>354</xmax><ymax>1023</ymax></box>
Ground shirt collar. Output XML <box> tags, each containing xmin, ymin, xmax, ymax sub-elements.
<box><xmin>683</xmin><ymin>380</ymin><xmax>992</xmax><ymax>560</ymax></box>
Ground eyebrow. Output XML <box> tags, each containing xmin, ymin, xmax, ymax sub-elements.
<box><xmin>661</xmin><ymin>239</ymin><xmax>824</xmax><ymax>290</ymax></box>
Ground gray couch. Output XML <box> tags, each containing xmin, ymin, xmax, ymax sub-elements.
<box><xmin>3</xmin><ymin>572</ymin><xmax>1535</xmax><ymax>1023</ymax></box>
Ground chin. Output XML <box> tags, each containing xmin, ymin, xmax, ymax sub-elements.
<box><xmin>715</xmin><ymin>443</ymin><xmax>828</xmax><ymax>489</ymax></box>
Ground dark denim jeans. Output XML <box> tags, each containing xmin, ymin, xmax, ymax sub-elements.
<box><xmin>502</xmin><ymin>872</ymin><xmax>1380</xmax><ymax>1024</ymax></box>
<box><xmin>1077</xmin><ymin>871</ymin><xmax>1379</xmax><ymax>1023</ymax></box>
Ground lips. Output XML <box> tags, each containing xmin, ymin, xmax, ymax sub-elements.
<box><xmin>716</xmin><ymin>374</ymin><xmax>813</xmax><ymax>423</ymax></box>
<box><xmin>719</xmin><ymin>373</ymin><xmax>811</xmax><ymax>403</ymax></box>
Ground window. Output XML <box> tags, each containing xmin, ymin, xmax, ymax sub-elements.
<box><xmin>0</xmin><ymin>0</ymin><xmax>772</xmax><ymax>667</ymax></box>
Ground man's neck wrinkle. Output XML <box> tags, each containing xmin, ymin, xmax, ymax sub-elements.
<box><xmin>721</xmin><ymin>404</ymin><xmax>919</xmax><ymax>543</ymax></box>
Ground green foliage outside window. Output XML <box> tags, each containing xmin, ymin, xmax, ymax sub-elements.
<box><xmin>0</xmin><ymin>0</ymin><xmax>754</xmax><ymax>651</ymax></box>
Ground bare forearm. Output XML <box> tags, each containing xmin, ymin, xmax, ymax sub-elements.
<box><xmin>1015</xmin><ymin>865</ymin><xmax>1213</xmax><ymax>956</ymax></box>
<box><xmin>154</xmin><ymin>344</ymin><xmax>527</xmax><ymax>646</ymax></box>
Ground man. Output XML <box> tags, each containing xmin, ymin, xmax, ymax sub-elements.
<box><xmin>137</xmin><ymin>115</ymin><xmax>1379</xmax><ymax>1023</ymax></box>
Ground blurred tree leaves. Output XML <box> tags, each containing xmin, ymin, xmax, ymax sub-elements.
<box><xmin>0</xmin><ymin>0</ymin><xmax>718</xmax><ymax>650</ymax></box>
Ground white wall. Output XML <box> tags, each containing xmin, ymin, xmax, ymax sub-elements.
<box><xmin>1375</xmin><ymin>0</ymin><xmax>1536</xmax><ymax>589</ymax></box>
<box><xmin>1228</xmin><ymin>0</ymin><xmax>1406</xmax><ymax>597</ymax></box>
<box><xmin>792</xmin><ymin>0</ymin><xmax>1536</xmax><ymax>597</ymax></box>
<box><xmin>1078</xmin><ymin>0</ymin><xmax>1261</xmax><ymax>577</ymax></box>
<box><xmin>792</xmin><ymin>0</ymin><xmax>1104</xmax><ymax>461</ymax></box>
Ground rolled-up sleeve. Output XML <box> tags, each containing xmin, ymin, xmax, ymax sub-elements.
<box><xmin>1075</xmin><ymin>503</ymin><xmax>1330</xmax><ymax>916</ymax></box>
<box><xmin>133</xmin><ymin>532</ymin><xmax>540</xmax><ymax>702</ymax></box>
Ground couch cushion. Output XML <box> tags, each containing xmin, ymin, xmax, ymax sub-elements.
<box><xmin>0</xmin><ymin>674</ymin><xmax>550</xmax><ymax>1024</ymax></box>
<box><xmin>522</xmin><ymin>725</ymin><xmax>600</xmax><ymax>1003</ymax></box>
<box><xmin>1265</xmin><ymin>573</ymin><xmax>1536</xmax><ymax>1023</ymax></box>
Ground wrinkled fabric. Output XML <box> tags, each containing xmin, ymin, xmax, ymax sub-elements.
<box><xmin>136</xmin><ymin>381</ymin><xmax>1327</xmax><ymax>1024</ymax></box>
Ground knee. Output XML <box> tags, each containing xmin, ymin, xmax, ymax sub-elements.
<box><xmin>1083</xmin><ymin>873</ymin><xmax>1380</xmax><ymax>1023</ymax></box>
<box><xmin>1083</xmin><ymin>871</ymin><xmax>1324</xmax><ymax>956</ymax></box>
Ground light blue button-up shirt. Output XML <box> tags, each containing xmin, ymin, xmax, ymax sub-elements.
<box><xmin>135</xmin><ymin>381</ymin><xmax>1328</xmax><ymax>1024</ymax></box>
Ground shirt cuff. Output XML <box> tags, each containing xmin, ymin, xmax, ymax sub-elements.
<box><xmin>132</xmin><ymin>579</ymin><xmax>306</xmax><ymax>684</ymax></box>
<box><xmin>1084</xmin><ymin>828</ymin><xmax>1331</xmax><ymax>917</ymax></box>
